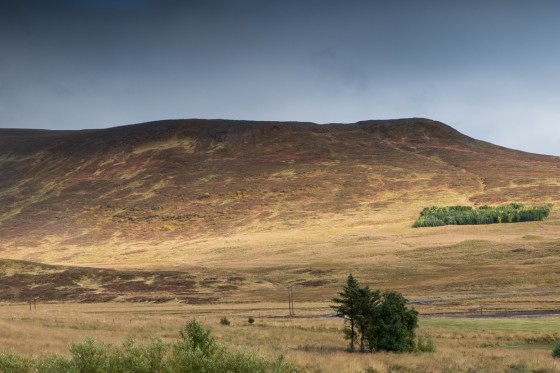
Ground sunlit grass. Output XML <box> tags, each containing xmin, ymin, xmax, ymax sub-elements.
<box><xmin>1</xmin><ymin>303</ymin><xmax>560</xmax><ymax>372</ymax></box>
<box><xmin>422</xmin><ymin>316</ymin><xmax>560</xmax><ymax>332</ymax></box>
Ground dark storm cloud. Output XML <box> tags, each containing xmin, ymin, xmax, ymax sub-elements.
<box><xmin>1</xmin><ymin>0</ymin><xmax>559</xmax><ymax>154</ymax></box>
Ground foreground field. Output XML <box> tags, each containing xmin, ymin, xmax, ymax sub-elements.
<box><xmin>1</xmin><ymin>302</ymin><xmax>559</xmax><ymax>372</ymax></box>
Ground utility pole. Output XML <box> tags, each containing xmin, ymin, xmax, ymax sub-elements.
<box><xmin>290</xmin><ymin>285</ymin><xmax>294</xmax><ymax>316</ymax></box>
<box><xmin>287</xmin><ymin>286</ymin><xmax>291</xmax><ymax>316</ymax></box>
<box><xmin>288</xmin><ymin>285</ymin><xmax>295</xmax><ymax>316</ymax></box>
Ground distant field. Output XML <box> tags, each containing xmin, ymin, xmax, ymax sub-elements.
<box><xmin>2</xmin><ymin>209</ymin><xmax>560</xmax><ymax>314</ymax></box>
<box><xmin>423</xmin><ymin>317</ymin><xmax>560</xmax><ymax>332</ymax></box>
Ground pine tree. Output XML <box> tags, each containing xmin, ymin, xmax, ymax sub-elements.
<box><xmin>354</xmin><ymin>286</ymin><xmax>381</xmax><ymax>353</ymax></box>
<box><xmin>331</xmin><ymin>274</ymin><xmax>360</xmax><ymax>352</ymax></box>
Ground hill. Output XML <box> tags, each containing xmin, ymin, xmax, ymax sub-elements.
<box><xmin>1</xmin><ymin>118</ymin><xmax>559</xmax><ymax>304</ymax></box>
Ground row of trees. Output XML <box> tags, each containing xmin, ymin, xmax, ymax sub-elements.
<box><xmin>413</xmin><ymin>203</ymin><xmax>551</xmax><ymax>228</ymax></box>
<box><xmin>331</xmin><ymin>275</ymin><xmax>418</xmax><ymax>353</ymax></box>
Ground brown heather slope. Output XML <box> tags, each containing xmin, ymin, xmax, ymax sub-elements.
<box><xmin>1</xmin><ymin>118</ymin><xmax>560</xmax><ymax>304</ymax></box>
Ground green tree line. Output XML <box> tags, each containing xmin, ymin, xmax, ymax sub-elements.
<box><xmin>413</xmin><ymin>203</ymin><xmax>551</xmax><ymax>228</ymax></box>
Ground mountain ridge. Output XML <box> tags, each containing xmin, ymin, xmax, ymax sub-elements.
<box><xmin>0</xmin><ymin>118</ymin><xmax>558</xmax><ymax>268</ymax></box>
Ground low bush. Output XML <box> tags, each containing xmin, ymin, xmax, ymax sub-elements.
<box><xmin>552</xmin><ymin>341</ymin><xmax>560</xmax><ymax>358</ymax></box>
<box><xmin>416</xmin><ymin>335</ymin><xmax>436</xmax><ymax>353</ymax></box>
<box><xmin>220</xmin><ymin>316</ymin><xmax>231</xmax><ymax>325</ymax></box>
<box><xmin>0</xmin><ymin>352</ymin><xmax>31</xmax><ymax>373</ymax></box>
<box><xmin>70</xmin><ymin>337</ymin><xmax>109</xmax><ymax>373</ymax></box>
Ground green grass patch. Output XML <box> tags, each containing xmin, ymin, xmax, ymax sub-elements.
<box><xmin>504</xmin><ymin>343</ymin><xmax>553</xmax><ymax>351</ymax></box>
<box><xmin>421</xmin><ymin>317</ymin><xmax>560</xmax><ymax>332</ymax></box>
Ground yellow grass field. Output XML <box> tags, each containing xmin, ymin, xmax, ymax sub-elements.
<box><xmin>1</xmin><ymin>302</ymin><xmax>560</xmax><ymax>372</ymax></box>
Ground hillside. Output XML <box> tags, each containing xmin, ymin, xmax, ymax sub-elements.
<box><xmin>1</xmin><ymin>118</ymin><xmax>560</xmax><ymax>304</ymax></box>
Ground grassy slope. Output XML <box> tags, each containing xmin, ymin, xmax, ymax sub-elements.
<box><xmin>0</xmin><ymin>118</ymin><xmax>559</xmax><ymax>307</ymax></box>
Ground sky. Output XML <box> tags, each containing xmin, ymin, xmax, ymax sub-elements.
<box><xmin>1</xmin><ymin>0</ymin><xmax>560</xmax><ymax>156</ymax></box>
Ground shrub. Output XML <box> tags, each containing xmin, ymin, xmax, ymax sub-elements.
<box><xmin>0</xmin><ymin>352</ymin><xmax>32</xmax><ymax>373</ymax></box>
<box><xmin>34</xmin><ymin>354</ymin><xmax>75</xmax><ymax>373</ymax></box>
<box><xmin>69</xmin><ymin>337</ymin><xmax>109</xmax><ymax>373</ymax></box>
<box><xmin>552</xmin><ymin>341</ymin><xmax>560</xmax><ymax>358</ymax></box>
<box><xmin>177</xmin><ymin>319</ymin><xmax>218</xmax><ymax>356</ymax></box>
<box><xmin>220</xmin><ymin>316</ymin><xmax>231</xmax><ymax>325</ymax></box>
<box><xmin>110</xmin><ymin>337</ymin><xmax>167</xmax><ymax>373</ymax></box>
<box><xmin>416</xmin><ymin>335</ymin><xmax>436</xmax><ymax>353</ymax></box>
<box><xmin>170</xmin><ymin>319</ymin><xmax>295</xmax><ymax>372</ymax></box>
<box><xmin>248</xmin><ymin>316</ymin><xmax>255</xmax><ymax>325</ymax></box>
<box><xmin>366</xmin><ymin>290</ymin><xmax>418</xmax><ymax>352</ymax></box>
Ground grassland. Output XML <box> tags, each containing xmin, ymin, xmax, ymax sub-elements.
<box><xmin>1</xmin><ymin>192</ymin><xmax>560</xmax><ymax>371</ymax></box>
<box><xmin>2</xmin><ymin>208</ymin><xmax>560</xmax><ymax>312</ymax></box>
<box><xmin>1</xmin><ymin>302</ymin><xmax>560</xmax><ymax>372</ymax></box>
<box><xmin>1</xmin><ymin>120</ymin><xmax>560</xmax><ymax>370</ymax></box>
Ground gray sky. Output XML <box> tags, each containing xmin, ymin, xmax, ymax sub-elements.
<box><xmin>1</xmin><ymin>0</ymin><xmax>560</xmax><ymax>155</ymax></box>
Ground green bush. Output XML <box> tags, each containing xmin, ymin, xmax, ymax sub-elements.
<box><xmin>248</xmin><ymin>316</ymin><xmax>255</xmax><ymax>325</ymax></box>
<box><xmin>34</xmin><ymin>354</ymin><xmax>75</xmax><ymax>373</ymax></box>
<box><xmin>0</xmin><ymin>352</ymin><xmax>32</xmax><ymax>373</ymax></box>
<box><xmin>110</xmin><ymin>337</ymin><xmax>167</xmax><ymax>373</ymax></box>
<box><xmin>552</xmin><ymin>341</ymin><xmax>560</xmax><ymax>358</ymax></box>
<box><xmin>366</xmin><ymin>290</ymin><xmax>418</xmax><ymax>352</ymax></box>
<box><xmin>220</xmin><ymin>316</ymin><xmax>231</xmax><ymax>325</ymax></box>
<box><xmin>69</xmin><ymin>337</ymin><xmax>108</xmax><ymax>373</ymax></box>
<box><xmin>177</xmin><ymin>319</ymin><xmax>218</xmax><ymax>356</ymax></box>
<box><xmin>415</xmin><ymin>335</ymin><xmax>436</xmax><ymax>353</ymax></box>
<box><xmin>170</xmin><ymin>319</ymin><xmax>295</xmax><ymax>372</ymax></box>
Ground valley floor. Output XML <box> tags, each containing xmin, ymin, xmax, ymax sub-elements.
<box><xmin>1</xmin><ymin>302</ymin><xmax>560</xmax><ymax>372</ymax></box>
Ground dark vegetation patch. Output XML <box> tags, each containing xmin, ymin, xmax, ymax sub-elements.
<box><xmin>200</xmin><ymin>278</ymin><xmax>219</xmax><ymax>287</ymax></box>
<box><xmin>296</xmin><ymin>280</ymin><xmax>330</xmax><ymax>287</ymax></box>
<box><xmin>511</xmin><ymin>248</ymin><xmax>527</xmax><ymax>253</ymax></box>
<box><xmin>291</xmin><ymin>268</ymin><xmax>333</xmax><ymax>276</ymax></box>
<box><xmin>216</xmin><ymin>285</ymin><xmax>238</xmax><ymax>291</ymax></box>
<box><xmin>413</xmin><ymin>203</ymin><xmax>551</xmax><ymax>228</ymax></box>
<box><xmin>0</xmin><ymin>259</ymin><xmax>222</xmax><ymax>304</ymax></box>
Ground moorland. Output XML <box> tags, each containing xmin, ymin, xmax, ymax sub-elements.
<box><xmin>1</xmin><ymin>118</ymin><xmax>560</xmax><ymax>372</ymax></box>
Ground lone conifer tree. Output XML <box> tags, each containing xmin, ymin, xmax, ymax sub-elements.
<box><xmin>331</xmin><ymin>274</ymin><xmax>360</xmax><ymax>352</ymax></box>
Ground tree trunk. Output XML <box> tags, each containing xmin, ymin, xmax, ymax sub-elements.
<box><xmin>350</xmin><ymin>318</ymin><xmax>355</xmax><ymax>352</ymax></box>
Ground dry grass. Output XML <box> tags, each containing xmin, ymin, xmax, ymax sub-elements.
<box><xmin>1</xmin><ymin>209</ymin><xmax>560</xmax><ymax>310</ymax></box>
<box><xmin>1</xmin><ymin>302</ymin><xmax>560</xmax><ymax>372</ymax></box>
